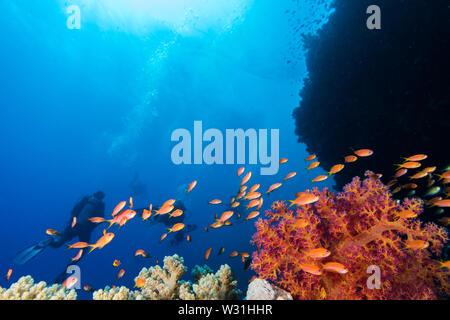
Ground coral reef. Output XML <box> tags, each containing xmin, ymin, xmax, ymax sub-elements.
<box><xmin>93</xmin><ymin>286</ymin><xmax>144</xmax><ymax>300</ymax></box>
<box><xmin>246</xmin><ymin>278</ymin><xmax>292</xmax><ymax>300</ymax></box>
<box><xmin>251</xmin><ymin>172</ymin><xmax>449</xmax><ymax>299</ymax></box>
<box><xmin>0</xmin><ymin>276</ymin><xmax>77</xmax><ymax>300</ymax></box>
<box><xmin>293</xmin><ymin>0</ymin><xmax>450</xmax><ymax>190</ymax></box>
<box><xmin>191</xmin><ymin>264</ymin><xmax>241</xmax><ymax>300</ymax></box>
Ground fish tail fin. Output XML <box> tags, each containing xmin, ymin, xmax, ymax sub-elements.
<box><xmin>106</xmin><ymin>220</ymin><xmax>115</xmax><ymax>230</ymax></box>
<box><xmin>88</xmin><ymin>245</ymin><xmax>96</xmax><ymax>254</ymax></box>
<box><xmin>288</xmin><ymin>201</ymin><xmax>295</xmax><ymax>208</ymax></box>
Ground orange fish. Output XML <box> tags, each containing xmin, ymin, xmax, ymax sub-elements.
<box><xmin>284</xmin><ymin>172</ymin><xmax>297</xmax><ymax>180</ymax></box>
<box><xmin>438</xmin><ymin>217</ymin><xmax>450</xmax><ymax>226</ymax></box>
<box><xmin>107</xmin><ymin>209</ymin><xmax>137</xmax><ymax>228</ymax></box>
<box><xmin>405</xmin><ymin>240</ymin><xmax>429</xmax><ymax>250</ymax></box>
<box><xmin>113</xmin><ymin>260</ymin><xmax>121</xmax><ymax>267</ymax></box>
<box><xmin>168</xmin><ymin>223</ymin><xmax>185</xmax><ymax>233</ymax></box>
<box><xmin>6</xmin><ymin>269</ymin><xmax>12</xmax><ymax>281</ymax></box>
<box><xmin>387</xmin><ymin>179</ymin><xmax>397</xmax><ymax>187</ymax></box>
<box><xmin>229</xmin><ymin>251</ymin><xmax>239</xmax><ymax>258</ymax></box>
<box><xmin>397</xmin><ymin>161</ymin><xmax>421</xmax><ymax>169</ymax></box>
<box><xmin>209</xmin><ymin>199</ymin><xmax>222</xmax><ymax>205</ymax></box>
<box><xmin>245</xmin><ymin>211</ymin><xmax>260</xmax><ymax>220</ymax></box>
<box><xmin>71</xmin><ymin>249</ymin><xmax>83</xmax><ymax>262</ymax></box>
<box><xmin>237</xmin><ymin>167</ymin><xmax>245</xmax><ymax>177</ymax></box>
<box><xmin>161</xmin><ymin>199</ymin><xmax>176</xmax><ymax>208</ymax></box>
<box><xmin>210</xmin><ymin>221</ymin><xmax>224</xmax><ymax>229</ymax></box>
<box><xmin>344</xmin><ymin>155</ymin><xmax>357</xmax><ymax>163</ymax></box>
<box><xmin>71</xmin><ymin>217</ymin><xmax>77</xmax><ymax>228</ymax></box>
<box><xmin>67</xmin><ymin>242</ymin><xmax>89</xmax><ymax>249</ymax></box>
<box><xmin>403</xmin><ymin>154</ymin><xmax>427</xmax><ymax>162</ymax></box>
<box><xmin>246</xmin><ymin>199</ymin><xmax>260</xmax><ymax>210</ymax></box>
<box><xmin>402</xmin><ymin>183</ymin><xmax>418</xmax><ymax>189</ymax></box>
<box><xmin>46</xmin><ymin>228</ymin><xmax>60</xmax><ymax>236</ymax></box>
<box><xmin>249</xmin><ymin>184</ymin><xmax>260</xmax><ymax>193</ymax></box>
<box><xmin>436</xmin><ymin>171</ymin><xmax>450</xmax><ymax>181</ymax></box>
<box><xmin>396</xmin><ymin>210</ymin><xmax>418</xmax><ymax>219</ymax></box>
<box><xmin>112</xmin><ymin>201</ymin><xmax>127</xmax><ymax>217</ymax></box>
<box><xmin>409</xmin><ymin>171</ymin><xmax>428</xmax><ymax>180</ymax></box>
<box><xmin>135</xmin><ymin>249</ymin><xmax>147</xmax><ymax>258</ymax></box>
<box><xmin>256</xmin><ymin>197</ymin><xmax>264</xmax><ymax>210</ymax></box>
<box><xmin>434</xmin><ymin>199</ymin><xmax>450</xmax><ymax>207</ymax></box>
<box><xmin>305</xmin><ymin>154</ymin><xmax>316</xmax><ymax>161</ymax></box>
<box><xmin>231</xmin><ymin>201</ymin><xmax>240</xmax><ymax>208</ymax></box>
<box><xmin>160</xmin><ymin>233</ymin><xmax>168</xmax><ymax>242</ymax></box>
<box><xmin>62</xmin><ymin>276</ymin><xmax>78</xmax><ymax>289</ymax></box>
<box><xmin>245</xmin><ymin>192</ymin><xmax>261</xmax><ymax>200</ymax></box>
<box><xmin>279</xmin><ymin>158</ymin><xmax>288</xmax><ymax>164</ymax></box>
<box><xmin>354</xmin><ymin>149</ymin><xmax>373</xmax><ymax>157</ymax></box>
<box><xmin>218</xmin><ymin>211</ymin><xmax>234</xmax><ymax>222</ymax></box>
<box><xmin>394</xmin><ymin>168</ymin><xmax>408</xmax><ymax>178</ymax></box>
<box><xmin>299</xmin><ymin>263</ymin><xmax>322</xmax><ymax>275</ymax></box>
<box><xmin>142</xmin><ymin>208</ymin><xmax>152</xmax><ymax>220</ymax></box>
<box><xmin>241</xmin><ymin>172</ymin><xmax>252</xmax><ymax>185</ymax></box>
<box><xmin>392</xmin><ymin>186</ymin><xmax>402</xmax><ymax>194</ymax></box>
<box><xmin>89</xmin><ymin>217</ymin><xmax>106</xmax><ymax>223</ymax></box>
<box><xmin>293</xmin><ymin>219</ymin><xmax>309</xmax><ymax>228</ymax></box>
<box><xmin>439</xmin><ymin>261</ymin><xmax>450</xmax><ymax>269</ymax></box>
<box><xmin>266</xmin><ymin>183</ymin><xmax>282</xmax><ymax>194</ymax></box>
<box><xmin>83</xmin><ymin>285</ymin><xmax>94</xmax><ymax>292</ymax></box>
<box><xmin>328</xmin><ymin>164</ymin><xmax>344</xmax><ymax>175</ymax></box>
<box><xmin>423</xmin><ymin>166</ymin><xmax>437</xmax><ymax>173</ymax></box>
<box><xmin>88</xmin><ymin>230</ymin><xmax>115</xmax><ymax>253</ymax></box>
<box><xmin>155</xmin><ymin>205</ymin><xmax>174</xmax><ymax>216</ymax></box>
<box><xmin>186</xmin><ymin>234</ymin><xmax>191</xmax><ymax>242</ymax></box>
<box><xmin>312</xmin><ymin>175</ymin><xmax>328</xmax><ymax>183</ymax></box>
<box><xmin>305</xmin><ymin>248</ymin><xmax>331</xmax><ymax>259</ymax></box>
<box><xmin>307</xmin><ymin>161</ymin><xmax>320</xmax><ymax>170</ymax></box>
<box><xmin>129</xmin><ymin>197</ymin><xmax>134</xmax><ymax>209</ymax></box>
<box><xmin>426</xmin><ymin>196</ymin><xmax>442</xmax><ymax>207</ymax></box>
<box><xmin>187</xmin><ymin>181</ymin><xmax>197</xmax><ymax>193</ymax></box>
<box><xmin>169</xmin><ymin>209</ymin><xmax>184</xmax><ymax>218</ymax></box>
<box><xmin>117</xmin><ymin>269</ymin><xmax>125</xmax><ymax>280</ymax></box>
<box><xmin>205</xmin><ymin>247</ymin><xmax>212</xmax><ymax>260</ymax></box>
<box><xmin>239</xmin><ymin>252</ymin><xmax>250</xmax><ymax>262</ymax></box>
<box><xmin>134</xmin><ymin>277</ymin><xmax>146</xmax><ymax>288</ymax></box>
<box><xmin>289</xmin><ymin>193</ymin><xmax>319</xmax><ymax>207</ymax></box>
<box><xmin>322</xmin><ymin>262</ymin><xmax>348</xmax><ymax>274</ymax></box>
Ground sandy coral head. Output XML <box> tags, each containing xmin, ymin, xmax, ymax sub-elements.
<box><xmin>251</xmin><ymin>171</ymin><xmax>449</xmax><ymax>300</ymax></box>
<box><xmin>0</xmin><ymin>276</ymin><xmax>77</xmax><ymax>300</ymax></box>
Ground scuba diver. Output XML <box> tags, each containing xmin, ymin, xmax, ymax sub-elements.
<box><xmin>13</xmin><ymin>191</ymin><xmax>106</xmax><ymax>282</ymax></box>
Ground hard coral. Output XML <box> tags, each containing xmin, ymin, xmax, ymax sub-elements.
<box><xmin>0</xmin><ymin>276</ymin><xmax>77</xmax><ymax>300</ymax></box>
<box><xmin>251</xmin><ymin>171</ymin><xmax>449</xmax><ymax>300</ymax></box>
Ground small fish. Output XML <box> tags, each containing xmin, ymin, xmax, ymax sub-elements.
<box><xmin>256</xmin><ymin>197</ymin><xmax>264</xmax><ymax>210</ymax></box>
<box><xmin>312</xmin><ymin>175</ymin><xmax>328</xmax><ymax>183</ymax></box>
<box><xmin>155</xmin><ymin>205</ymin><xmax>174</xmax><ymax>216</ymax></box>
<box><xmin>426</xmin><ymin>196</ymin><xmax>443</xmax><ymax>207</ymax></box>
<box><xmin>112</xmin><ymin>201</ymin><xmax>126</xmax><ymax>217</ymax></box>
<box><xmin>218</xmin><ymin>247</ymin><xmax>225</xmax><ymax>255</ymax></box>
<box><xmin>424</xmin><ymin>186</ymin><xmax>441</xmax><ymax>197</ymax></box>
<box><xmin>62</xmin><ymin>276</ymin><xmax>78</xmax><ymax>289</ymax></box>
<box><xmin>284</xmin><ymin>172</ymin><xmax>297</xmax><ymax>180</ymax></box>
<box><xmin>46</xmin><ymin>228</ymin><xmax>60</xmax><ymax>236</ymax></box>
<box><xmin>186</xmin><ymin>234</ymin><xmax>191</xmax><ymax>242</ymax></box>
<box><xmin>402</xmin><ymin>183</ymin><xmax>418</xmax><ymax>189</ymax></box>
<box><xmin>229</xmin><ymin>251</ymin><xmax>239</xmax><ymax>258</ymax></box>
<box><xmin>305</xmin><ymin>154</ymin><xmax>316</xmax><ymax>161</ymax></box>
<box><xmin>245</xmin><ymin>192</ymin><xmax>261</xmax><ymax>200</ymax></box>
<box><xmin>409</xmin><ymin>170</ymin><xmax>428</xmax><ymax>180</ymax></box>
<box><xmin>435</xmin><ymin>208</ymin><xmax>445</xmax><ymax>215</ymax></box>
<box><xmin>161</xmin><ymin>199</ymin><xmax>176</xmax><ymax>208</ymax></box>
<box><xmin>67</xmin><ymin>242</ymin><xmax>89</xmax><ymax>249</ymax></box>
<box><xmin>218</xmin><ymin>211</ymin><xmax>234</xmax><ymax>222</ymax></box>
<box><xmin>6</xmin><ymin>269</ymin><xmax>12</xmax><ymax>281</ymax></box>
<box><xmin>423</xmin><ymin>166</ymin><xmax>437</xmax><ymax>173</ymax></box>
<box><xmin>387</xmin><ymin>179</ymin><xmax>397</xmax><ymax>187</ymax></box>
<box><xmin>239</xmin><ymin>186</ymin><xmax>248</xmax><ymax>193</ymax></box>
<box><xmin>248</xmin><ymin>275</ymin><xmax>257</xmax><ymax>283</ymax></box>
<box><xmin>231</xmin><ymin>201</ymin><xmax>240</xmax><ymax>208</ymax></box>
<box><xmin>135</xmin><ymin>249</ymin><xmax>148</xmax><ymax>258</ymax></box>
<box><xmin>246</xmin><ymin>211</ymin><xmax>260</xmax><ymax>220</ymax></box>
<box><xmin>205</xmin><ymin>247</ymin><xmax>212</xmax><ymax>260</ymax></box>
<box><xmin>328</xmin><ymin>164</ymin><xmax>344</xmax><ymax>175</ymax></box>
<box><xmin>293</xmin><ymin>219</ymin><xmax>309</xmax><ymax>228</ymax></box>
<box><xmin>129</xmin><ymin>197</ymin><xmax>134</xmax><ymax>209</ymax></box>
<box><xmin>405</xmin><ymin>240</ymin><xmax>429</xmax><ymax>250</ymax></box>
<box><xmin>241</xmin><ymin>172</ymin><xmax>252</xmax><ymax>185</ymax></box>
<box><xmin>434</xmin><ymin>199</ymin><xmax>450</xmax><ymax>208</ymax></box>
<box><xmin>168</xmin><ymin>223</ymin><xmax>185</xmax><ymax>233</ymax></box>
<box><xmin>210</xmin><ymin>221</ymin><xmax>224</xmax><ymax>229</ymax></box>
<box><xmin>160</xmin><ymin>233</ymin><xmax>167</xmax><ymax>242</ymax></box>
<box><xmin>427</xmin><ymin>178</ymin><xmax>436</xmax><ymax>187</ymax></box>
<box><xmin>396</xmin><ymin>210</ymin><xmax>418</xmax><ymax>219</ymax></box>
<box><xmin>439</xmin><ymin>261</ymin><xmax>450</xmax><ymax>269</ymax></box>
<box><xmin>396</xmin><ymin>161</ymin><xmax>421</xmax><ymax>169</ymax></box>
<box><xmin>187</xmin><ymin>181</ymin><xmax>197</xmax><ymax>193</ymax></box>
<box><xmin>246</xmin><ymin>199</ymin><xmax>260</xmax><ymax>210</ymax></box>
<box><xmin>394</xmin><ymin>168</ymin><xmax>408</xmax><ymax>178</ymax></box>
<box><xmin>403</xmin><ymin>154</ymin><xmax>427</xmax><ymax>162</ymax></box>
<box><xmin>83</xmin><ymin>285</ymin><xmax>95</xmax><ymax>292</ymax></box>
<box><xmin>113</xmin><ymin>260</ymin><xmax>121</xmax><ymax>267</ymax></box>
<box><xmin>322</xmin><ymin>262</ymin><xmax>348</xmax><ymax>274</ymax></box>
<box><xmin>307</xmin><ymin>161</ymin><xmax>320</xmax><ymax>170</ymax></box>
<box><xmin>205</xmin><ymin>227</ymin><xmax>209</xmax><ymax>232</ymax></box>
<box><xmin>244</xmin><ymin>259</ymin><xmax>252</xmax><ymax>270</ymax></box>
<box><xmin>88</xmin><ymin>230</ymin><xmax>115</xmax><ymax>253</ymax></box>
<box><xmin>392</xmin><ymin>186</ymin><xmax>402</xmax><ymax>194</ymax></box>
<box><xmin>169</xmin><ymin>209</ymin><xmax>184</xmax><ymax>218</ymax></box>
<box><xmin>142</xmin><ymin>208</ymin><xmax>152</xmax><ymax>220</ymax></box>
<box><xmin>239</xmin><ymin>252</ymin><xmax>250</xmax><ymax>262</ymax></box>
<box><xmin>117</xmin><ymin>269</ymin><xmax>125</xmax><ymax>280</ymax></box>
<box><xmin>436</xmin><ymin>171</ymin><xmax>450</xmax><ymax>181</ymax></box>
<box><xmin>438</xmin><ymin>217</ymin><xmax>450</xmax><ymax>226</ymax></box>
<box><xmin>89</xmin><ymin>217</ymin><xmax>105</xmax><ymax>223</ymax></box>
<box><xmin>71</xmin><ymin>217</ymin><xmax>77</xmax><ymax>228</ymax></box>
<box><xmin>266</xmin><ymin>183</ymin><xmax>282</xmax><ymax>194</ymax></box>
<box><xmin>237</xmin><ymin>167</ymin><xmax>245</xmax><ymax>177</ymax></box>
<box><xmin>249</xmin><ymin>184</ymin><xmax>260</xmax><ymax>193</ymax></box>
<box><xmin>289</xmin><ymin>193</ymin><xmax>319</xmax><ymax>207</ymax></box>
<box><xmin>344</xmin><ymin>155</ymin><xmax>357</xmax><ymax>163</ymax></box>
<box><xmin>134</xmin><ymin>277</ymin><xmax>146</xmax><ymax>288</ymax></box>
<box><xmin>299</xmin><ymin>263</ymin><xmax>322</xmax><ymax>275</ymax></box>
<box><xmin>305</xmin><ymin>248</ymin><xmax>331</xmax><ymax>259</ymax></box>
<box><xmin>279</xmin><ymin>158</ymin><xmax>288</xmax><ymax>164</ymax></box>
<box><xmin>407</xmin><ymin>190</ymin><xmax>416</xmax><ymax>196</ymax></box>
<box><xmin>209</xmin><ymin>199</ymin><xmax>222</xmax><ymax>205</ymax></box>
<box><xmin>353</xmin><ymin>149</ymin><xmax>373</xmax><ymax>157</ymax></box>
<box><xmin>71</xmin><ymin>249</ymin><xmax>83</xmax><ymax>262</ymax></box>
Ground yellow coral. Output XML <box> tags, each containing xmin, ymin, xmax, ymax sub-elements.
<box><xmin>0</xmin><ymin>276</ymin><xmax>76</xmax><ymax>300</ymax></box>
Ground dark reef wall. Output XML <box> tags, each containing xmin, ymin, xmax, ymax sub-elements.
<box><xmin>294</xmin><ymin>0</ymin><xmax>450</xmax><ymax>189</ymax></box>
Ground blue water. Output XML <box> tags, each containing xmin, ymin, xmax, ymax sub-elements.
<box><xmin>0</xmin><ymin>0</ymin><xmax>334</xmax><ymax>299</ymax></box>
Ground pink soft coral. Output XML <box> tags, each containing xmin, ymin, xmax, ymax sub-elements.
<box><xmin>251</xmin><ymin>171</ymin><xmax>449</xmax><ymax>300</ymax></box>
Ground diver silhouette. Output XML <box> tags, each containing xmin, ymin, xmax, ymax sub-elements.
<box><xmin>13</xmin><ymin>191</ymin><xmax>106</xmax><ymax>282</ymax></box>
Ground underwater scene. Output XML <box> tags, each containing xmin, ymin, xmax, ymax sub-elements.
<box><xmin>0</xmin><ymin>0</ymin><xmax>449</xmax><ymax>302</ymax></box>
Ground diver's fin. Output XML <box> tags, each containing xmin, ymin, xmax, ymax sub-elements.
<box><xmin>13</xmin><ymin>239</ymin><xmax>52</xmax><ymax>265</ymax></box>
